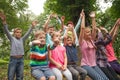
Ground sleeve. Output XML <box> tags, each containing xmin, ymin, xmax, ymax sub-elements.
<box><xmin>3</xmin><ymin>24</ymin><xmax>13</xmax><ymax>41</ymax></box>
<box><xmin>22</xmin><ymin>27</ymin><xmax>32</xmax><ymax>41</ymax></box>
<box><xmin>74</xmin><ymin>18</ymin><xmax>82</xmax><ymax>32</ymax></box>
<box><xmin>104</xmin><ymin>33</ymin><xmax>112</xmax><ymax>46</ymax></box>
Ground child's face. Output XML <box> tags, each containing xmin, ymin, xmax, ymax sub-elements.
<box><xmin>14</xmin><ymin>30</ymin><xmax>22</xmax><ymax>39</ymax></box>
<box><xmin>37</xmin><ymin>35</ymin><xmax>46</xmax><ymax>45</ymax></box>
<box><xmin>52</xmin><ymin>32</ymin><xmax>61</xmax><ymax>44</ymax></box>
<box><xmin>48</xmin><ymin>27</ymin><xmax>54</xmax><ymax>35</ymax></box>
<box><xmin>66</xmin><ymin>37</ymin><xmax>73</xmax><ymax>46</ymax></box>
<box><xmin>68</xmin><ymin>24</ymin><xmax>74</xmax><ymax>28</ymax></box>
<box><xmin>84</xmin><ymin>28</ymin><xmax>91</xmax><ymax>39</ymax></box>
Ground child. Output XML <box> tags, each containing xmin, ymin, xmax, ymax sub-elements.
<box><xmin>64</xmin><ymin>27</ymin><xmax>87</xmax><ymax>80</ymax></box>
<box><xmin>105</xmin><ymin>18</ymin><xmax>120</xmax><ymax>74</ymax></box>
<box><xmin>79</xmin><ymin>11</ymin><xmax>109</xmax><ymax>80</ymax></box>
<box><xmin>30</xmin><ymin>30</ymin><xmax>55</xmax><ymax>80</ymax></box>
<box><xmin>95</xmin><ymin>27</ymin><xmax>120</xmax><ymax>80</ymax></box>
<box><xmin>48</xmin><ymin>31</ymin><xmax>73</xmax><ymax>80</ymax></box>
<box><xmin>0</xmin><ymin>12</ymin><xmax>37</xmax><ymax>80</ymax></box>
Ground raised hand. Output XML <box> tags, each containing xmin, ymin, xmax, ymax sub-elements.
<box><xmin>100</xmin><ymin>26</ymin><xmax>108</xmax><ymax>33</ymax></box>
<box><xmin>31</xmin><ymin>21</ymin><xmax>38</xmax><ymax>28</ymax></box>
<box><xmin>89</xmin><ymin>11</ymin><xmax>95</xmax><ymax>18</ymax></box>
<box><xmin>61</xmin><ymin>16</ymin><xmax>65</xmax><ymax>22</ymax></box>
<box><xmin>0</xmin><ymin>12</ymin><xmax>7</xmax><ymax>24</ymax></box>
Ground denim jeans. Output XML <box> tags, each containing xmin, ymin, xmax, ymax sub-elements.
<box><xmin>8</xmin><ymin>56</ymin><xmax>24</xmax><ymax>80</ymax></box>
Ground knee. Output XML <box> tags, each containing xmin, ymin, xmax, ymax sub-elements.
<box><xmin>40</xmin><ymin>76</ymin><xmax>46</xmax><ymax>80</ymax></box>
<box><xmin>72</xmin><ymin>71</ymin><xmax>79</xmax><ymax>77</ymax></box>
<box><xmin>49</xmin><ymin>76</ymin><xmax>56</xmax><ymax>80</ymax></box>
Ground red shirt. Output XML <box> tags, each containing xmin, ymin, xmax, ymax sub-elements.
<box><xmin>105</xmin><ymin>42</ymin><xmax>117</xmax><ymax>62</ymax></box>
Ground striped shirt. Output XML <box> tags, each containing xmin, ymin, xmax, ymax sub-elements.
<box><xmin>30</xmin><ymin>44</ymin><xmax>48</xmax><ymax>67</ymax></box>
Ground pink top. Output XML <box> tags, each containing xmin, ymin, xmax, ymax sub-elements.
<box><xmin>49</xmin><ymin>45</ymin><xmax>66</xmax><ymax>68</ymax></box>
<box><xmin>80</xmin><ymin>40</ymin><xmax>96</xmax><ymax>66</ymax></box>
<box><xmin>105</xmin><ymin>42</ymin><xmax>117</xmax><ymax>62</ymax></box>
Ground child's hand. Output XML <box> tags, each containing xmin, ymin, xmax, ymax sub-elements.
<box><xmin>56</xmin><ymin>64</ymin><xmax>62</xmax><ymax>70</ymax></box>
<box><xmin>61</xmin><ymin>16</ymin><xmax>65</xmax><ymax>22</ymax></box>
<box><xmin>61</xmin><ymin>65</ymin><xmax>67</xmax><ymax>71</ymax></box>
<box><xmin>31</xmin><ymin>21</ymin><xmax>38</xmax><ymax>28</ymax></box>
<box><xmin>89</xmin><ymin>11</ymin><xmax>95</xmax><ymax>18</ymax></box>
<box><xmin>0</xmin><ymin>12</ymin><xmax>6</xmax><ymax>24</ymax></box>
<box><xmin>32</xmin><ymin>40</ymin><xmax>41</xmax><ymax>45</ymax></box>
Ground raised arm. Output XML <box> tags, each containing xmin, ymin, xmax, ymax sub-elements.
<box><xmin>109</xmin><ymin>18</ymin><xmax>120</xmax><ymax>43</ymax></box>
<box><xmin>43</xmin><ymin>14</ymin><xmax>52</xmax><ymax>33</ymax></box>
<box><xmin>22</xmin><ymin>21</ymin><xmax>37</xmax><ymax>41</ymax></box>
<box><xmin>75</xmin><ymin>9</ymin><xmax>84</xmax><ymax>32</ymax></box>
<box><xmin>0</xmin><ymin>12</ymin><xmax>12</xmax><ymax>40</ymax></box>
<box><xmin>90</xmin><ymin>11</ymin><xmax>97</xmax><ymax>40</ymax></box>
<box><xmin>79</xmin><ymin>11</ymin><xmax>85</xmax><ymax>44</ymax></box>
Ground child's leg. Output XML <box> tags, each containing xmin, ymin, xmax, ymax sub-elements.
<box><xmin>99</xmin><ymin>67</ymin><xmax>116</xmax><ymax>80</ymax></box>
<box><xmin>52</xmin><ymin>68</ymin><xmax>62</xmax><ymax>80</ymax></box>
<box><xmin>31</xmin><ymin>67</ymin><xmax>46</xmax><ymax>80</ymax></box>
<box><xmin>93</xmin><ymin>66</ymin><xmax>109</xmax><ymax>80</ymax></box>
<box><xmin>68</xmin><ymin>65</ymin><xmax>79</xmax><ymax>80</ymax></box>
<box><xmin>82</xmin><ymin>65</ymin><xmax>104</xmax><ymax>80</ymax></box>
<box><xmin>107</xmin><ymin>66</ymin><xmax>120</xmax><ymax>80</ymax></box>
<box><xmin>75</xmin><ymin>66</ymin><xmax>87</xmax><ymax>80</ymax></box>
<box><xmin>44</xmin><ymin>68</ymin><xmax>55</xmax><ymax>80</ymax></box>
<box><xmin>62</xmin><ymin>68</ymin><xmax>73</xmax><ymax>80</ymax></box>
<box><xmin>8</xmin><ymin>57</ymin><xmax>17</xmax><ymax>80</ymax></box>
<box><xmin>109</xmin><ymin>60</ymin><xmax>120</xmax><ymax>74</ymax></box>
<box><xmin>16</xmin><ymin>57</ymin><xmax>24</xmax><ymax>80</ymax></box>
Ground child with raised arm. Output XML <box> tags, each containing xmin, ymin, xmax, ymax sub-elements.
<box><xmin>64</xmin><ymin>26</ymin><xmax>87</xmax><ymax>80</ymax></box>
<box><xmin>0</xmin><ymin>12</ymin><xmax>37</xmax><ymax>80</ymax></box>
<box><xmin>79</xmin><ymin>11</ymin><xmax>109</xmax><ymax>80</ymax></box>
<box><xmin>105</xmin><ymin>18</ymin><xmax>120</xmax><ymax>74</ymax></box>
<box><xmin>48</xmin><ymin>31</ymin><xmax>73</xmax><ymax>80</ymax></box>
<box><xmin>30</xmin><ymin>30</ymin><xmax>55</xmax><ymax>80</ymax></box>
<box><xmin>95</xmin><ymin>27</ymin><xmax>120</xmax><ymax>80</ymax></box>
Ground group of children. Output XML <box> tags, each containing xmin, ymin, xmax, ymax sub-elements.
<box><xmin>0</xmin><ymin>9</ymin><xmax>120</xmax><ymax>80</ymax></box>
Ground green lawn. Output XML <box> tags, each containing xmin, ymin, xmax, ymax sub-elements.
<box><xmin>0</xmin><ymin>59</ymin><xmax>34</xmax><ymax>80</ymax></box>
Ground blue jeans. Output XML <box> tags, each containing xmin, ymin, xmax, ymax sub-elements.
<box><xmin>8</xmin><ymin>56</ymin><xmax>24</xmax><ymax>80</ymax></box>
<box><xmin>82</xmin><ymin>65</ymin><xmax>109</xmax><ymax>80</ymax></box>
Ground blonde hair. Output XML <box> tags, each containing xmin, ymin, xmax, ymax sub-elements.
<box><xmin>34</xmin><ymin>30</ymin><xmax>45</xmax><ymax>39</ymax></box>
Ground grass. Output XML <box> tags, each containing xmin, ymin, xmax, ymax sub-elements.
<box><xmin>0</xmin><ymin>59</ymin><xmax>34</xmax><ymax>80</ymax></box>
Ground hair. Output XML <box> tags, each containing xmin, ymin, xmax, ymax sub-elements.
<box><xmin>14</xmin><ymin>28</ymin><xmax>22</xmax><ymax>33</ymax></box>
<box><xmin>84</xmin><ymin>27</ymin><xmax>91</xmax><ymax>31</ymax></box>
<box><xmin>67</xmin><ymin>21</ymin><xmax>74</xmax><ymax>27</ymax></box>
<box><xmin>48</xmin><ymin>24</ymin><xmax>54</xmax><ymax>29</ymax></box>
<box><xmin>34</xmin><ymin>30</ymin><xmax>45</xmax><ymax>39</ymax></box>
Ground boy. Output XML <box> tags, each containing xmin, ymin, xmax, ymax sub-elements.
<box><xmin>30</xmin><ymin>30</ymin><xmax>55</xmax><ymax>80</ymax></box>
<box><xmin>0</xmin><ymin>12</ymin><xmax>37</xmax><ymax>80</ymax></box>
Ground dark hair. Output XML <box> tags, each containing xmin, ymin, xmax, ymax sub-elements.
<box><xmin>67</xmin><ymin>21</ymin><xmax>74</xmax><ymax>26</ymax></box>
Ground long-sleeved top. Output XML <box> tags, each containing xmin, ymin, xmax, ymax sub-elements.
<box><xmin>95</xmin><ymin>32</ymin><xmax>112</xmax><ymax>67</ymax></box>
<box><xmin>3</xmin><ymin>24</ymin><xmax>33</xmax><ymax>56</ymax></box>
<box><xmin>63</xmin><ymin>18</ymin><xmax>81</xmax><ymax>46</ymax></box>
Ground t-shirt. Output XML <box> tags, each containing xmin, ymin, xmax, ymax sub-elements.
<box><xmin>49</xmin><ymin>45</ymin><xmax>66</xmax><ymax>68</ymax></box>
<box><xmin>105</xmin><ymin>42</ymin><xmax>117</xmax><ymax>62</ymax></box>
<box><xmin>30</xmin><ymin>44</ymin><xmax>48</xmax><ymax>67</ymax></box>
<box><xmin>80</xmin><ymin>40</ymin><xmax>96</xmax><ymax>66</ymax></box>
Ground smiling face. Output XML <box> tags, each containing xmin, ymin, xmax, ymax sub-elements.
<box><xmin>84</xmin><ymin>27</ymin><xmax>92</xmax><ymax>40</ymax></box>
<box><xmin>34</xmin><ymin>31</ymin><xmax>46</xmax><ymax>46</ymax></box>
<box><xmin>66</xmin><ymin>36</ymin><xmax>73</xmax><ymax>46</ymax></box>
<box><xmin>14</xmin><ymin>28</ymin><xmax>22</xmax><ymax>39</ymax></box>
<box><xmin>52</xmin><ymin>32</ymin><xmax>61</xmax><ymax>45</ymax></box>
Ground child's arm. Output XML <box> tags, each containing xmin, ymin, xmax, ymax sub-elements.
<box><xmin>79</xmin><ymin>11</ymin><xmax>85</xmax><ymax>44</ymax></box>
<box><xmin>43</xmin><ymin>14</ymin><xmax>52</xmax><ymax>33</ymax></box>
<box><xmin>0</xmin><ymin>12</ymin><xmax>12</xmax><ymax>40</ymax></box>
<box><xmin>22</xmin><ymin>21</ymin><xmax>37</xmax><ymax>41</ymax></box>
<box><xmin>62</xmin><ymin>52</ymin><xmax>67</xmax><ymax>71</ymax></box>
<box><xmin>75</xmin><ymin>9</ymin><xmax>84</xmax><ymax>32</ymax></box>
<box><xmin>90</xmin><ymin>11</ymin><xmax>97</xmax><ymax>40</ymax></box>
<box><xmin>109</xmin><ymin>18</ymin><xmax>120</xmax><ymax>43</ymax></box>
